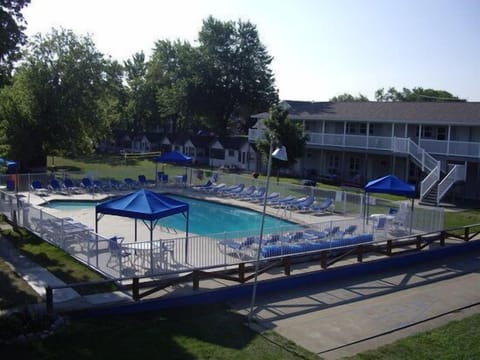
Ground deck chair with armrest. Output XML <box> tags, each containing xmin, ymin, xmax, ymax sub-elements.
<box><xmin>63</xmin><ymin>178</ymin><xmax>82</xmax><ymax>193</ymax></box>
<box><xmin>372</xmin><ymin>216</ymin><xmax>388</xmax><ymax>239</ymax></box>
<box><xmin>217</xmin><ymin>236</ymin><xmax>256</xmax><ymax>259</ymax></box>
<box><xmin>106</xmin><ymin>236</ymin><xmax>132</xmax><ymax>269</ymax></box>
<box><xmin>80</xmin><ymin>178</ymin><xmax>97</xmax><ymax>192</ymax></box>
<box><xmin>138</xmin><ymin>174</ymin><xmax>155</xmax><ymax>187</ymax></box>
<box><xmin>124</xmin><ymin>178</ymin><xmax>140</xmax><ymax>189</ymax></box>
<box><xmin>339</xmin><ymin>224</ymin><xmax>357</xmax><ymax>237</ymax></box>
<box><xmin>48</xmin><ymin>179</ymin><xmax>66</xmax><ymax>193</ymax></box>
<box><xmin>31</xmin><ymin>180</ymin><xmax>50</xmax><ymax>195</ymax></box>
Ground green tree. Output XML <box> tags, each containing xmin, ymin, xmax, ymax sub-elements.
<box><xmin>150</xmin><ymin>17</ymin><xmax>278</xmax><ymax>136</ymax></box>
<box><xmin>197</xmin><ymin>16</ymin><xmax>278</xmax><ymax>134</ymax></box>
<box><xmin>330</xmin><ymin>93</ymin><xmax>369</xmax><ymax>102</ymax></box>
<box><xmin>0</xmin><ymin>28</ymin><xmax>112</xmax><ymax>169</ymax></box>
<box><xmin>0</xmin><ymin>0</ymin><xmax>30</xmax><ymax>86</ymax></box>
<box><xmin>148</xmin><ymin>40</ymin><xmax>201</xmax><ymax>133</ymax></box>
<box><xmin>259</xmin><ymin>104</ymin><xmax>307</xmax><ymax>175</ymax></box>
<box><xmin>375</xmin><ymin>87</ymin><xmax>464</xmax><ymax>102</ymax></box>
<box><xmin>123</xmin><ymin>51</ymin><xmax>159</xmax><ymax>133</ymax></box>
<box><xmin>97</xmin><ymin>58</ymin><xmax>127</xmax><ymax>138</ymax></box>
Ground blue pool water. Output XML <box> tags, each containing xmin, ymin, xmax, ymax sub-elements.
<box><xmin>42</xmin><ymin>195</ymin><xmax>296</xmax><ymax>236</ymax></box>
<box><xmin>42</xmin><ymin>200</ymin><xmax>105</xmax><ymax>210</ymax></box>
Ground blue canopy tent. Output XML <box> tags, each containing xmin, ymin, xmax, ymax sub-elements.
<box><xmin>95</xmin><ymin>189</ymin><xmax>190</xmax><ymax>272</ymax></box>
<box><xmin>364</xmin><ymin>174</ymin><xmax>416</xmax><ymax>233</ymax></box>
<box><xmin>154</xmin><ymin>151</ymin><xmax>193</xmax><ymax>164</ymax></box>
<box><xmin>154</xmin><ymin>151</ymin><xmax>193</xmax><ymax>186</ymax></box>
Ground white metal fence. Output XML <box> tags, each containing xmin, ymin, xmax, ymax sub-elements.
<box><xmin>0</xmin><ymin>171</ymin><xmax>444</xmax><ymax>279</ymax></box>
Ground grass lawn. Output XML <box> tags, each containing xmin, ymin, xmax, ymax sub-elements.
<box><xmin>49</xmin><ymin>155</ymin><xmax>191</xmax><ymax>182</ymax></box>
<box><xmin>0</xmin><ymin>225</ymin><xmax>114</xmax><ymax>295</ymax></box>
<box><xmin>0</xmin><ymin>253</ymin><xmax>42</xmax><ymax>310</ymax></box>
<box><xmin>444</xmin><ymin>208</ymin><xmax>480</xmax><ymax>229</ymax></box>
<box><xmin>2</xmin><ymin>303</ymin><xmax>318</xmax><ymax>360</ymax></box>
<box><xmin>346</xmin><ymin>313</ymin><xmax>480</xmax><ymax>360</ymax></box>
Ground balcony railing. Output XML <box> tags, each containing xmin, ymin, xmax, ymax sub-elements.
<box><xmin>249</xmin><ymin>128</ymin><xmax>480</xmax><ymax>159</ymax></box>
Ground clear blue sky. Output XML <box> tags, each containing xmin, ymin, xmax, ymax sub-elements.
<box><xmin>23</xmin><ymin>0</ymin><xmax>480</xmax><ymax>101</ymax></box>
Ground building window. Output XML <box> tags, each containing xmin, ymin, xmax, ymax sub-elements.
<box><xmin>185</xmin><ymin>146</ymin><xmax>195</xmax><ymax>156</ymax></box>
<box><xmin>437</xmin><ymin>127</ymin><xmax>446</xmax><ymax>140</ymax></box>
<box><xmin>346</xmin><ymin>122</ymin><xmax>368</xmax><ymax>135</ymax></box>
<box><xmin>211</xmin><ymin>148</ymin><xmax>225</xmax><ymax>160</ymax></box>
<box><xmin>422</xmin><ymin>126</ymin><xmax>433</xmax><ymax>138</ymax></box>
<box><xmin>346</xmin><ymin>123</ymin><xmax>355</xmax><ymax>134</ymax></box>
<box><xmin>368</xmin><ymin>124</ymin><xmax>374</xmax><ymax>135</ymax></box>
<box><xmin>349</xmin><ymin>157</ymin><xmax>360</xmax><ymax>173</ymax></box>
<box><xmin>327</xmin><ymin>154</ymin><xmax>339</xmax><ymax>173</ymax></box>
<box><xmin>359</xmin><ymin>123</ymin><xmax>367</xmax><ymax>135</ymax></box>
<box><xmin>228</xmin><ymin>150</ymin><xmax>235</xmax><ymax>157</ymax></box>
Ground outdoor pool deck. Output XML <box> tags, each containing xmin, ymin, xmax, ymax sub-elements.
<box><xmin>18</xmin><ymin>187</ymin><xmax>416</xmax><ymax>279</ymax></box>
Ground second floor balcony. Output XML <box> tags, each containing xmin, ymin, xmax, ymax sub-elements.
<box><xmin>248</xmin><ymin>129</ymin><xmax>480</xmax><ymax>159</ymax></box>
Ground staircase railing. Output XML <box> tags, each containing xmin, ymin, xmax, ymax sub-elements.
<box><xmin>420</xmin><ymin>162</ymin><xmax>441</xmax><ymax>202</ymax></box>
<box><xmin>437</xmin><ymin>164</ymin><xmax>466</xmax><ymax>204</ymax></box>
<box><xmin>394</xmin><ymin>138</ymin><xmax>439</xmax><ymax>173</ymax></box>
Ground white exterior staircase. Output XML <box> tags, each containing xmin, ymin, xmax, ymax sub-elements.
<box><xmin>398</xmin><ymin>138</ymin><xmax>466</xmax><ymax>206</ymax></box>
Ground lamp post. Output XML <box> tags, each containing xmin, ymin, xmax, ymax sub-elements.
<box><xmin>248</xmin><ymin>143</ymin><xmax>287</xmax><ymax>326</ymax></box>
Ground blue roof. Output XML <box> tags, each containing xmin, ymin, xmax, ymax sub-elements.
<box><xmin>96</xmin><ymin>189</ymin><xmax>189</xmax><ymax>221</ymax></box>
<box><xmin>154</xmin><ymin>151</ymin><xmax>192</xmax><ymax>164</ymax></box>
<box><xmin>364</xmin><ymin>175</ymin><xmax>416</xmax><ymax>197</ymax></box>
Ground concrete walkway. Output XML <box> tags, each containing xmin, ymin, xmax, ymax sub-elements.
<box><xmin>0</xmin><ymin>232</ymin><xmax>131</xmax><ymax>314</ymax></box>
<box><xmin>229</xmin><ymin>248</ymin><xmax>480</xmax><ymax>359</ymax></box>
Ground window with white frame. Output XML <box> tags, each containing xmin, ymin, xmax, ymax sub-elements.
<box><xmin>327</xmin><ymin>154</ymin><xmax>339</xmax><ymax>174</ymax></box>
<box><xmin>437</xmin><ymin>127</ymin><xmax>446</xmax><ymax>140</ymax></box>
<box><xmin>185</xmin><ymin>146</ymin><xmax>195</xmax><ymax>156</ymax></box>
<box><xmin>349</xmin><ymin>156</ymin><xmax>360</xmax><ymax>175</ymax></box>
<box><xmin>416</xmin><ymin>126</ymin><xmax>434</xmax><ymax>138</ymax></box>
<box><xmin>346</xmin><ymin>122</ymin><xmax>370</xmax><ymax>135</ymax></box>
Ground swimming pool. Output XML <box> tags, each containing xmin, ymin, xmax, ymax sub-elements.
<box><xmin>42</xmin><ymin>195</ymin><xmax>296</xmax><ymax>236</ymax></box>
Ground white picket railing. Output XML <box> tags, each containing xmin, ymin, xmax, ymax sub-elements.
<box><xmin>437</xmin><ymin>164</ymin><xmax>466</xmax><ymax>204</ymax></box>
<box><xmin>420</xmin><ymin>163</ymin><xmax>441</xmax><ymax>202</ymax></box>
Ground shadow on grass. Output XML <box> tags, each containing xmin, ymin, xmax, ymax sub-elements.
<box><xmin>3</xmin><ymin>304</ymin><xmax>267</xmax><ymax>359</ymax></box>
<box><xmin>0</xmin><ymin>265</ymin><xmax>42</xmax><ymax>309</ymax></box>
<box><xmin>48</xmin><ymin>165</ymin><xmax>82</xmax><ymax>172</ymax></box>
<box><xmin>71</xmin><ymin>155</ymin><xmax>153</xmax><ymax>167</ymax></box>
<box><xmin>1</xmin><ymin>228</ymin><xmax>115</xmax><ymax>295</ymax></box>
